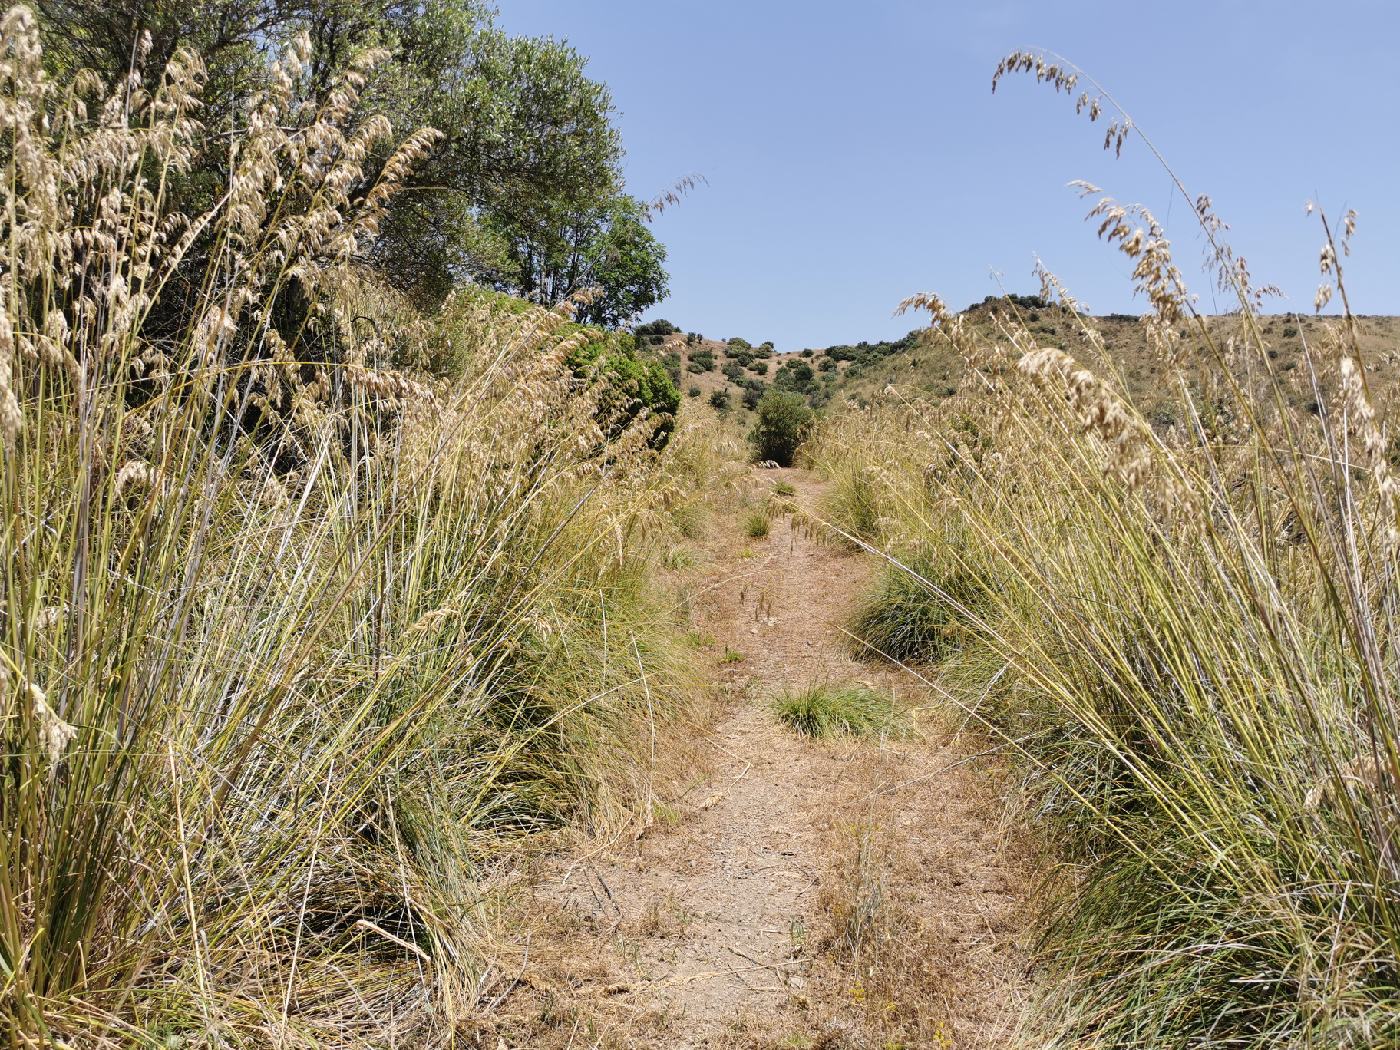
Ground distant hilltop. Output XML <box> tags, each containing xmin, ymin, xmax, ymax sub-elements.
<box><xmin>638</xmin><ymin>298</ymin><xmax>1400</xmax><ymax>422</ymax></box>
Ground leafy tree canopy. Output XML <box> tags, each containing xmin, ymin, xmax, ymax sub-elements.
<box><xmin>36</xmin><ymin>0</ymin><xmax>668</xmax><ymax>325</ymax></box>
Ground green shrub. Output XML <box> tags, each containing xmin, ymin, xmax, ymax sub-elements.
<box><xmin>744</xmin><ymin>511</ymin><xmax>770</xmax><ymax>538</ymax></box>
<box><xmin>773</xmin><ymin>684</ymin><xmax>898</xmax><ymax>738</ymax></box>
<box><xmin>708</xmin><ymin>389</ymin><xmax>731</xmax><ymax>412</ymax></box>
<box><xmin>780</xmin><ymin>361</ymin><xmax>814</xmax><ymax>383</ymax></box>
<box><xmin>774</xmin><ymin>359</ymin><xmax>819</xmax><ymax>397</ymax></box>
<box><xmin>635</xmin><ymin>318</ymin><xmax>677</xmax><ymax>336</ymax></box>
<box><xmin>748</xmin><ymin>389</ymin><xmax>815</xmax><ymax>465</ymax></box>
<box><xmin>773</xmin><ymin>480</ymin><xmax>797</xmax><ymax>496</ymax></box>
<box><xmin>686</xmin><ymin>384</ymin><xmax>702</xmax><ymax>398</ymax></box>
<box><xmin>566</xmin><ymin>333</ymin><xmax>681</xmax><ymax>448</ymax></box>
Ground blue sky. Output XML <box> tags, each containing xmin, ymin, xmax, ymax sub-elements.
<box><xmin>497</xmin><ymin>1</ymin><xmax>1398</xmax><ymax>351</ymax></box>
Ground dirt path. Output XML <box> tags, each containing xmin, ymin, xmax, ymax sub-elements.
<box><xmin>496</xmin><ymin>468</ymin><xmax>1032</xmax><ymax>1048</ymax></box>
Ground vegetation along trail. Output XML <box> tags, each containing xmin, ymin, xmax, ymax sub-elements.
<box><xmin>13</xmin><ymin>3</ymin><xmax>1397</xmax><ymax>1046</ymax></box>
<box><xmin>492</xmin><ymin>467</ymin><xmax>1033</xmax><ymax>1048</ymax></box>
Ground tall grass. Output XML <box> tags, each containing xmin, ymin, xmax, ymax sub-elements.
<box><xmin>0</xmin><ymin>14</ymin><xmax>692</xmax><ymax>1045</ymax></box>
<box><xmin>809</xmin><ymin>56</ymin><xmax>1400</xmax><ymax>1048</ymax></box>
<box><xmin>849</xmin><ymin>547</ymin><xmax>987</xmax><ymax>665</ymax></box>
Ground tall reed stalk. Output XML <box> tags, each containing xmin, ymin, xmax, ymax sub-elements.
<box><xmin>0</xmin><ymin>11</ymin><xmax>692</xmax><ymax>1045</ymax></box>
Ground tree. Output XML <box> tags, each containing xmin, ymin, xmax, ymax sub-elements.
<box><xmin>367</xmin><ymin>12</ymin><xmax>667</xmax><ymax>319</ymax></box>
<box><xmin>36</xmin><ymin>0</ymin><xmax>289</xmax><ymax>118</ymax></box>
<box><xmin>35</xmin><ymin>0</ymin><xmax>670</xmax><ymax>325</ymax></box>
<box><xmin>479</xmin><ymin>193</ymin><xmax>666</xmax><ymax>327</ymax></box>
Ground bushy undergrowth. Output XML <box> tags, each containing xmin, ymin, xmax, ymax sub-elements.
<box><xmin>565</xmin><ymin>329</ymin><xmax>681</xmax><ymax>448</ymax></box>
<box><xmin>808</xmin><ymin>56</ymin><xmax>1400</xmax><ymax>1048</ymax></box>
<box><xmin>774</xmin><ymin>684</ymin><xmax>898</xmax><ymax>738</ymax></box>
<box><xmin>0</xmin><ymin>18</ymin><xmax>695</xmax><ymax>1046</ymax></box>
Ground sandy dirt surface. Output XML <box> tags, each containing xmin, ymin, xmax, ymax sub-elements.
<box><xmin>490</xmin><ymin>467</ymin><xmax>1033</xmax><ymax>1048</ymax></box>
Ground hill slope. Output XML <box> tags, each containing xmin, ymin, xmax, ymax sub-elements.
<box><xmin>647</xmin><ymin>299</ymin><xmax>1400</xmax><ymax>430</ymax></box>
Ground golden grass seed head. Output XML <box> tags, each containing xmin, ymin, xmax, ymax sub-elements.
<box><xmin>27</xmin><ymin>679</ymin><xmax>77</xmax><ymax>772</ymax></box>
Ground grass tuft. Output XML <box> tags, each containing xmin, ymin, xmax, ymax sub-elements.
<box><xmin>822</xmin><ymin>466</ymin><xmax>882</xmax><ymax>547</ymax></box>
<box><xmin>744</xmin><ymin>510</ymin><xmax>772</xmax><ymax>538</ymax></box>
<box><xmin>773</xmin><ymin>684</ymin><xmax>900</xmax><ymax>738</ymax></box>
<box><xmin>849</xmin><ymin>552</ymin><xmax>986</xmax><ymax>665</ymax></box>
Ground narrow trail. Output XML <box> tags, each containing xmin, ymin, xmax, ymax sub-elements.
<box><xmin>501</xmin><ymin>467</ymin><xmax>1032</xmax><ymax>1048</ymax></box>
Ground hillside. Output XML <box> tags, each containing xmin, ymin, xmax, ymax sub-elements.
<box><xmin>645</xmin><ymin>298</ymin><xmax>1400</xmax><ymax>430</ymax></box>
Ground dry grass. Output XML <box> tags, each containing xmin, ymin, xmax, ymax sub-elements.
<box><xmin>0</xmin><ymin>15</ymin><xmax>700</xmax><ymax>1046</ymax></box>
<box><xmin>806</xmin><ymin>53</ymin><xmax>1400</xmax><ymax>1048</ymax></box>
<box><xmin>768</xmin><ymin>747</ymin><xmax>1031</xmax><ymax>1050</ymax></box>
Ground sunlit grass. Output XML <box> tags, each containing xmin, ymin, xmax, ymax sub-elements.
<box><xmin>0</xmin><ymin>19</ymin><xmax>700</xmax><ymax>1044</ymax></box>
<box><xmin>806</xmin><ymin>56</ymin><xmax>1400</xmax><ymax>1045</ymax></box>
<box><xmin>774</xmin><ymin>684</ymin><xmax>900</xmax><ymax>739</ymax></box>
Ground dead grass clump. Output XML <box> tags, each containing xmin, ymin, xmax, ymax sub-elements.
<box><xmin>800</xmin><ymin>752</ymin><xmax>1018</xmax><ymax>1050</ymax></box>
